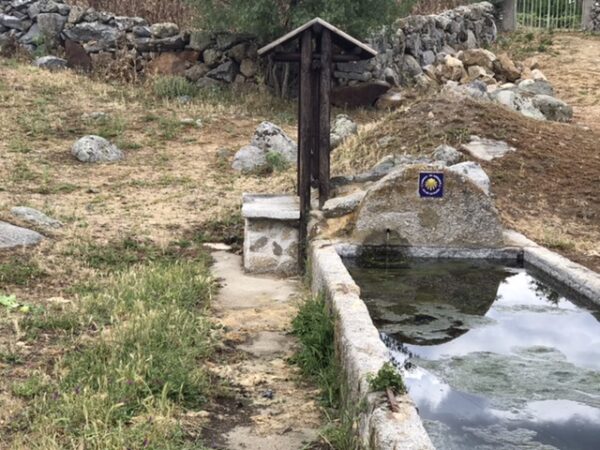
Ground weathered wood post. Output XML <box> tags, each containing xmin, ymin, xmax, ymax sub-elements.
<box><xmin>501</xmin><ymin>0</ymin><xmax>517</xmax><ymax>32</ymax></box>
<box><xmin>582</xmin><ymin>0</ymin><xmax>595</xmax><ymax>30</ymax></box>
<box><xmin>258</xmin><ymin>19</ymin><xmax>377</xmax><ymax>271</ymax></box>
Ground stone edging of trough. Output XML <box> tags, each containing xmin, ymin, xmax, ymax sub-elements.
<box><xmin>309</xmin><ymin>231</ymin><xmax>600</xmax><ymax>450</ymax></box>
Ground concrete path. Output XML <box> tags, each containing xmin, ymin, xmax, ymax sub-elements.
<box><xmin>206</xmin><ymin>251</ymin><xmax>322</xmax><ymax>450</ymax></box>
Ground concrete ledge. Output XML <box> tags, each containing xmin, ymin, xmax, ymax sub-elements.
<box><xmin>310</xmin><ymin>242</ymin><xmax>435</xmax><ymax>450</ymax></box>
<box><xmin>242</xmin><ymin>193</ymin><xmax>300</xmax><ymax>220</ymax></box>
<box><xmin>335</xmin><ymin>242</ymin><xmax>522</xmax><ymax>260</ymax></box>
<box><xmin>505</xmin><ymin>230</ymin><xmax>600</xmax><ymax>304</ymax></box>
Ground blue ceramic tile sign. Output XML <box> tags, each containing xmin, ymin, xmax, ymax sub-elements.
<box><xmin>419</xmin><ymin>172</ymin><xmax>444</xmax><ymax>198</ymax></box>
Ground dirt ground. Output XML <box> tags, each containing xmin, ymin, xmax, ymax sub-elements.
<box><xmin>535</xmin><ymin>33</ymin><xmax>600</xmax><ymax>132</ymax></box>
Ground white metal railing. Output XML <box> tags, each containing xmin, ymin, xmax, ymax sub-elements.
<box><xmin>517</xmin><ymin>0</ymin><xmax>583</xmax><ymax>29</ymax></box>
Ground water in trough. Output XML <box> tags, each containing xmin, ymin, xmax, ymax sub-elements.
<box><xmin>345</xmin><ymin>256</ymin><xmax>600</xmax><ymax>450</ymax></box>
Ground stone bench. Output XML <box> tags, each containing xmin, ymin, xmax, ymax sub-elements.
<box><xmin>242</xmin><ymin>194</ymin><xmax>300</xmax><ymax>276</ymax></box>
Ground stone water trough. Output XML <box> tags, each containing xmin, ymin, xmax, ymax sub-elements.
<box><xmin>242</xmin><ymin>163</ymin><xmax>600</xmax><ymax>449</ymax></box>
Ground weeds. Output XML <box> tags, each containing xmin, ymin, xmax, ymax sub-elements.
<box><xmin>17</xmin><ymin>248</ymin><xmax>216</xmax><ymax>449</ymax></box>
<box><xmin>266</xmin><ymin>151</ymin><xmax>290</xmax><ymax>172</ymax></box>
<box><xmin>367</xmin><ymin>362</ymin><xmax>406</xmax><ymax>394</ymax></box>
<box><xmin>153</xmin><ymin>76</ymin><xmax>199</xmax><ymax>99</ymax></box>
<box><xmin>291</xmin><ymin>295</ymin><xmax>359</xmax><ymax>449</ymax></box>
<box><xmin>0</xmin><ymin>256</ymin><xmax>46</xmax><ymax>286</ymax></box>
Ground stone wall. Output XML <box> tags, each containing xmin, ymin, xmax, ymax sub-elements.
<box><xmin>335</xmin><ymin>1</ymin><xmax>498</xmax><ymax>86</ymax></box>
<box><xmin>0</xmin><ymin>0</ymin><xmax>259</xmax><ymax>84</ymax></box>
<box><xmin>590</xmin><ymin>2</ymin><xmax>600</xmax><ymax>31</ymax></box>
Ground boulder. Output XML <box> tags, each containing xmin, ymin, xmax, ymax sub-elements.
<box><xmin>63</xmin><ymin>22</ymin><xmax>121</xmax><ymax>49</ymax></box>
<box><xmin>353</xmin><ymin>165</ymin><xmax>504</xmax><ymax>247</ymax></box>
<box><xmin>34</xmin><ymin>55</ymin><xmax>67</xmax><ymax>70</ymax></box>
<box><xmin>331</xmin><ymin>81</ymin><xmax>391</xmax><ymax>108</ymax></box>
<box><xmin>36</xmin><ymin>12</ymin><xmax>66</xmax><ymax>46</ymax></box>
<box><xmin>251</xmin><ymin>122</ymin><xmax>297</xmax><ymax>164</ymax></box>
<box><xmin>0</xmin><ymin>221</ymin><xmax>43</xmax><ymax>249</ymax></box>
<box><xmin>0</xmin><ymin>13</ymin><xmax>31</xmax><ymax>31</ymax></box>
<box><xmin>517</xmin><ymin>79</ymin><xmax>554</xmax><ymax>96</ymax></box>
<box><xmin>432</xmin><ymin>144</ymin><xmax>462</xmax><ymax>165</ymax></box>
<box><xmin>532</xmin><ymin>95</ymin><xmax>573</xmax><ymax>122</ymax></box>
<box><xmin>206</xmin><ymin>60</ymin><xmax>238</xmax><ymax>83</ymax></box>
<box><xmin>196</xmin><ymin>77</ymin><xmax>223</xmax><ymax>90</ymax></box>
<box><xmin>493</xmin><ymin>53</ymin><xmax>521</xmax><ymax>82</ymax></box>
<box><xmin>491</xmin><ymin>89</ymin><xmax>546</xmax><ymax>120</ymax></box>
<box><xmin>113</xmin><ymin>16</ymin><xmax>147</xmax><ymax>31</ymax></box>
<box><xmin>459</xmin><ymin>48</ymin><xmax>496</xmax><ymax>70</ymax></box>
<box><xmin>461</xmin><ymin>136</ymin><xmax>515</xmax><ymax>162</ymax></box>
<box><xmin>402</xmin><ymin>54</ymin><xmax>423</xmax><ymax>77</ymax></box>
<box><xmin>188</xmin><ymin>30</ymin><xmax>213</xmax><ymax>52</ymax></box>
<box><xmin>447</xmin><ymin>161</ymin><xmax>491</xmax><ymax>194</ymax></box>
<box><xmin>184</xmin><ymin>63</ymin><xmax>209</xmax><ymax>82</ymax></box>
<box><xmin>10</xmin><ymin>206</ymin><xmax>62</xmax><ymax>228</ymax></box>
<box><xmin>531</xmin><ymin>69</ymin><xmax>547</xmax><ymax>81</ymax></box>
<box><xmin>240</xmin><ymin>58</ymin><xmax>257</xmax><ymax>78</ymax></box>
<box><xmin>323</xmin><ymin>190</ymin><xmax>366</xmax><ymax>218</ymax></box>
<box><xmin>28</xmin><ymin>0</ymin><xmax>71</xmax><ymax>18</ymax></box>
<box><xmin>202</xmin><ymin>48</ymin><xmax>221</xmax><ymax>67</ymax></box>
<box><xmin>71</xmin><ymin>135</ymin><xmax>123</xmax><ymax>163</ymax></box>
<box><xmin>330</xmin><ymin>114</ymin><xmax>358</xmax><ymax>150</ymax></box>
<box><xmin>232</xmin><ymin>145</ymin><xmax>267</xmax><ymax>174</ymax></box>
<box><xmin>19</xmin><ymin>23</ymin><xmax>41</xmax><ymax>45</ymax></box>
<box><xmin>150</xmin><ymin>22</ymin><xmax>179</xmax><ymax>39</ymax></box>
<box><xmin>375</xmin><ymin>91</ymin><xmax>402</xmax><ymax>110</ymax></box>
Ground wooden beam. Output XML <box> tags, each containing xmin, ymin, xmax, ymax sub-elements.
<box><xmin>271</xmin><ymin>52</ymin><xmax>363</xmax><ymax>63</ymax></box>
<box><xmin>298</xmin><ymin>28</ymin><xmax>313</xmax><ymax>272</ymax></box>
<box><xmin>318</xmin><ymin>28</ymin><xmax>332</xmax><ymax>207</ymax></box>
<box><xmin>311</xmin><ymin>33</ymin><xmax>321</xmax><ymax>191</ymax></box>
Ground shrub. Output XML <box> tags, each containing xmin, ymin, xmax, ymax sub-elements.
<box><xmin>187</xmin><ymin>0</ymin><xmax>403</xmax><ymax>41</ymax></box>
<box><xmin>152</xmin><ymin>76</ymin><xmax>199</xmax><ymax>99</ymax></box>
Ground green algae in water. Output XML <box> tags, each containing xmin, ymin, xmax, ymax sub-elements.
<box><xmin>345</xmin><ymin>257</ymin><xmax>600</xmax><ymax>450</ymax></box>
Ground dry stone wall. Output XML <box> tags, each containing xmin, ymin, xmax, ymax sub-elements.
<box><xmin>336</xmin><ymin>1</ymin><xmax>498</xmax><ymax>87</ymax></box>
<box><xmin>0</xmin><ymin>0</ymin><xmax>259</xmax><ymax>84</ymax></box>
<box><xmin>0</xmin><ymin>0</ymin><xmax>502</xmax><ymax>89</ymax></box>
<box><xmin>590</xmin><ymin>2</ymin><xmax>600</xmax><ymax>31</ymax></box>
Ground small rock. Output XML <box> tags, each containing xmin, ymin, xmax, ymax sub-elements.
<box><xmin>206</xmin><ymin>60</ymin><xmax>238</xmax><ymax>83</ymax></box>
<box><xmin>202</xmin><ymin>48</ymin><xmax>221</xmax><ymax>67</ymax></box>
<box><xmin>251</xmin><ymin>122</ymin><xmax>297</xmax><ymax>164</ymax></box>
<box><xmin>240</xmin><ymin>58</ymin><xmax>257</xmax><ymax>78</ymax></box>
<box><xmin>461</xmin><ymin>136</ymin><xmax>515</xmax><ymax>162</ymax></box>
<box><xmin>34</xmin><ymin>55</ymin><xmax>67</xmax><ymax>71</ymax></box>
<box><xmin>150</xmin><ymin>22</ymin><xmax>179</xmax><ymax>39</ymax></box>
<box><xmin>323</xmin><ymin>190</ymin><xmax>365</xmax><ymax>218</ymax></box>
<box><xmin>184</xmin><ymin>63</ymin><xmax>209</xmax><ymax>82</ymax></box>
<box><xmin>232</xmin><ymin>145</ymin><xmax>266</xmax><ymax>174</ymax></box>
<box><xmin>493</xmin><ymin>53</ymin><xmax>521</xmax><ymax>82</ymax></box>
<box><xmin>71</xmin><ymin>135</ymin><xmax>123</xmax><ymax>163</ymax></box>
<box><xmin>517</xmin><ymin>79</ymin><xmax>554</xmax><ymax>96</ymax></box>
<box><xmin>0</xmin><ymin>221</ymin><xmax>43</xmax><ymax>249</ymax></box>
<box><xmin>196</xmin><ymin>77</ymin><xmax>223</xmax><ymax>90</ymax></box>
<box><xmin>261</xmin><ymin>389</ymin><xmax>274</xmax><ymax>400</ymax></box>
<box><xmin>459</xmin><ymin>48</ymin><xmax>496</xmax><ymax>70</ymax></box>
<box><xmin>447</xmin><ymin>161</ymin><xmax>491</xmax><ymax>194</ymax></box>
<box><xmin>531</xmin><ymin>69</ymin><xmax>547</xmax><ymax>81</ymax></box>
<box><xmin>532</xmin><ymin>95</ymin><xmax>573</xmax><ymax>122</ymax></box>
<box><xmin>432</xmin><ymin>144</ymin><xmax>462</xmax><ymax>166</ymax></box>
<box><xmin>177</xmin><ymin>95</ymin><xmax>192</xmax><ymax>104</ymax></box>
<box><xmin>330</xmin><ymin>114</ymin><xmax>358</xmax><ymax>150</ymax></box>
<box><xmin>10</xmin><ymin>206</ymin><xmax>62</xmax><ymax>228</ymax></box>
<box><xmin>188</xmin><ymin>30</ymin><xmax>213</xmax><ymax>52</ymax></box>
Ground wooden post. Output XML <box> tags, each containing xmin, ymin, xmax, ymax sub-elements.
<box><xmin>311</xmin><ymin>33</ymin><xmax>321</xmax><ymax>190</ymax></box>
<box><xmin>319</xmin><ymin>28</ymin><xmax>332</xmax><ymax>207</ymax></box>
<box><xmin>298</xmin><ymin>28</ymin><xmax>313</xmax><ymax>271</ymax></box>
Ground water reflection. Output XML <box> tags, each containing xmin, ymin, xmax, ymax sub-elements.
<box><xmin>345</xmin><ymin>258</ymin><xmax>600</xmax><ymax>450</ymax></box>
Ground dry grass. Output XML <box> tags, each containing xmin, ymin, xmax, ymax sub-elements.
<box><xmin>0</xmin><ymin>58</ymin><xmax>304</xmax><ymax>447</ymax></box>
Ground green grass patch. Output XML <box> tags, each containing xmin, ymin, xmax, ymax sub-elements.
<box><xmin>291</xmin><ymin>295</ymin><xmax>360</xmax><ymax>449</ymax></box>
<box><xmin>0</xmin><ymin>256</ymin><xmax>46</xmax><ymax>286</ymax></box>
<box><xmin>192</xmin><ymin>213</ymin><xmax>244</xmax><ymax>251</ymax></box>
<box><xmin>153</xmin><ymin>76</ymin><xmax>199</xmax><ymax>99</ymax></box>
<box><xmin>18</xmin><ymin>249</ymin><xmax>216</xmax><ymax>449</ymax></box>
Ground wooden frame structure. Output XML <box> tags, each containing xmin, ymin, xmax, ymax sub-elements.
<box><xmin>258</xmin><ymin>18</ymin><xmax>377</xmax><ymax>270</ymax></box>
